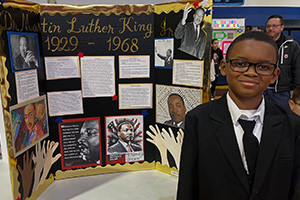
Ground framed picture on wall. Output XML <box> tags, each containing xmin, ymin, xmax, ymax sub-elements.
<box><xmin>105</xmin><ymin>115</ymin><xmax>144</xmax><ymax>164</ymax></box>
<box><xmin>59</xmin><ymin>117</ymin><xmax>102</xmax><ymax>170</ymax></box>
<box><xmin>10</xmin><ymin>95</ymin><xmax>49</xmax><ymax>157</ymax></box>
<box><xmin>7</xmin><ymin>31</ymin><xmax>42</xmax><ymax>72</ymax></box>
<box><xmin>156</xmin><ymin>84</ymin><xmax>202</xmax><ymax>129</ymax></box>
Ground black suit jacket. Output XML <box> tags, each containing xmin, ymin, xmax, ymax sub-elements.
<box><xmin>177</xmin><ymin>95</ymin><xmax>300</xmax><ymax>200</ymax></box>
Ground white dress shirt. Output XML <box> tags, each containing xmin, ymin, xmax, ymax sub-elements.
<box><xmin>226</xmin><ymin>93</ymin><xmax>265</xmax><ymax>173</ymax></box>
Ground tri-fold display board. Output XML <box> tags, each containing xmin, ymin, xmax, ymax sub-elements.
<box><xmin>0</xmin><ymin>0</ymin><xmax>212</xmax><ymax>199</ymax></box>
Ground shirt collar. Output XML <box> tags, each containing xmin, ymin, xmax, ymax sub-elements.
<box><xmin>226</xmin><ymin>92</ymin><xmax>265</xmax><ymax>125</ymax></box>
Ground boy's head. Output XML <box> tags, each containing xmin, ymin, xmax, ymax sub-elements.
<box><xmin>220</xmin><ymin>31</ymin><xmax>280</xmax><ymax>108</ymax></box>
<box><xmin>289</xmin><ymin>86</ymin><xmax>300</xmax><ymax>116</ymax></box>
<box><xmin>211</xmin><ymin>39</ymin><xmax>219</xmax><ymax>50</ymax></box>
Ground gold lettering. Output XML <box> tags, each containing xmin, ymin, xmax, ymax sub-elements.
<box><xmin>41</xmin><ymin>18</ymin><xmax>48</xmax><ymax>33</ymax></box>
<box><xmin>119</xmin><ymin>17</ymin><xmax>133</xmax><ymax>34</ymax></box>
<box><xmin>0</xmin><ymin>11</ymin><xmax>13</xmax><ymax>31</ymax></box>
<box><xmin>160</xmin><ymin>17</ymin><xmax>173</xmax><ymax>37</ymax></box>
<box><xmin>41</xmin><ymin>18</ymin><xmax>61</xmax><ymax>33</ymax></box>
<box><xmin>94</xmin><ymin>19</ymin><xmax>102</xmax><ymax>33</ymax></box>
<box><xmin>145</xmin><ymin>23</ymin><xmax>153</xmax><ymax>38</ymax></box>
<box><xmin>67</xmin><ymin>17</ymin><xmax>81</xmax><ymax>34</ymax></box>
<box><xmin>88</xmin><ymin>19</ymin><xmax>95</xmax><ymax>33</ymax></box>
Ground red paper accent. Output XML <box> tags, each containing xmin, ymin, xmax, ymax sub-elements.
<box><xmin>112</xmin><ymin>95</ymin><xmax>118</xmax><ymax>101</ymax></box>
<box><xmin>77</xmin><ymin>52</ymin><xmax>84</xmax><ymax>58</ymax></box>
<box><xmin>193</xmin><ymin>1</ymin><xmax>199</xmax><ymax>8</ymax></box>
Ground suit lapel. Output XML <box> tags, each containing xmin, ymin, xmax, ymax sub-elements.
<box><xmin>211</xmin><ymin>95</ymin><xmax>250</xmax><ymax>193</ymax></box>
<box><xmin>250</xmin><ymin>99</ymin><xmax>283</xmax><ymax>199</ymax></box>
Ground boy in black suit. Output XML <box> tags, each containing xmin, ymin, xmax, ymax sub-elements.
<box><xmin>177</xmin><ymin>31</ymin><xmax>300</xmax><ymax>200</ymax></box>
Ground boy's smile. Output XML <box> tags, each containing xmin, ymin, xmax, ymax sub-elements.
<box><xmin>220</xmin><ymin>39</ymin><xmax>280</xmax><ymax>109</ymax></box>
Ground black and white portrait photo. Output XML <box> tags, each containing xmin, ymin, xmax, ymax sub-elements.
<box><xmin>174</xmin><ymin>4</ymin><xmax>207</xmax><ymax>60</ymax></box>
<box><xmin>7</xmin><ymin>31</ymin><xmax>41</xmax><ymax>72</ymax></box>
<box><xmin>155</xmin><ymin>38</ymin><xmax>174</xmax><ymax>68</ymax></box>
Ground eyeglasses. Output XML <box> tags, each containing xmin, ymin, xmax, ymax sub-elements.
<box><xmin>266</xmin><ymin>24</ymin><xmax>282</xmax><ymax>29</ymax></box>
<box><xmin>226</xmin><ymin>58</ymin><xmax>277</xmax><ymax>76</ymax></box>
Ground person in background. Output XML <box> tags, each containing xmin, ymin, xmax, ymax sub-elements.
<box><xmin>288</xmin><ymin>86</ymin><xmax>300</xmax><ymax>116</ymax></box>
<box><xmin>265</xmin><ymin>14</ymin><xmax>300</xmax><ymax>107</ymax></box>
<box><xmin>177</xmin><ymin>31</ymin><xmax>300</xmax><ymax>199</ymax></box>
<box><xmin>211</xmin><ymin>39</ymin><xmax>224</xmax><ymax>99</ymax></box>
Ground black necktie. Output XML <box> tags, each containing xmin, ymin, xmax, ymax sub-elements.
<box><xmin>238</xmin><ymin>119</ymin><xmax>259</xmax><ymax>188</ymax></box>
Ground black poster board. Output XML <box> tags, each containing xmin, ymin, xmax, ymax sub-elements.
<box><xmin>40</xmin><ymin>8</ymin><xmax>156</xmax><ymax>172</ymax></box>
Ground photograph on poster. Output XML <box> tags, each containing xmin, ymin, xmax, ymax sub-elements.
<box><xmin>15</xmin><ymin>69</ymin><xmax>39</xmax><ymax>103</ymax></box>
<box><xmin>154</xmin><ymin>38</ymin><xmax>174</xmax><ymax>68</ymax></box>
<box><xmin>10</xmin><ymin>95</ymin><xmax>49</xmax><ymax>157</ymax></box>
<box><xmin>174</xmin><ymin>4</ymin><xmax>207</xmax><ymax>60</ymax></box>
<box><xmin>173</xmin><ymin>59</ymin><xmax>203</xmax><ymax>87</ymax></box>
<box><xmin>156</xmin><ymin>84</ymin><xmax>202</xmax><ymax>128</ymax></box>
<box><xmin>47</xmin><ymin>90</ymin><xmax>83</xmax><ymax>116</ymax></box>
<box><xmin>7</xmin><ymin>31</ymin><xmax>41</xmax><ymax>72</ymax></box>
<box><xmin>45</xmin><ymin>56</ymin><xmax>80</xmax><ymax>80</ymax></box>
<box><xmin>105</xmin><ymin>115</ymin><xmax>144</xmax><ymax>164</ymax></box>
<box><xmin>119</xmin><ymin>83</ymin><xmax>153</xmax><ymax>109</ymax></box>
<box><xmin>59</xmin><ymin>117</ymin><xmax>101</xmax><ymax>169</ymax></box>
<box><xmin>119</xmin><ymin>55</ymin><xmax>150</xmax><ymax>79</ymax></box>
<box><xmin>81</xmin><ymin>56</ymin><xmax>115</xmax><ymax>97</ymax></box>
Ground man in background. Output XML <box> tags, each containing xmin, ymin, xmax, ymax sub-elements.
<box><xmin>265</xmin><ymin>14</ymin><xmax>300</xmax><ymax>107</ymax></box>
<box><xmin>78</xmin><ymin>120</ymin><xmax>100</xmax><ymax>164</ymax></box>
<box><xmin>211</xmin><ymin>39</ymin><xmax>224</xmax><ymax>99</ymax></box>
<box><xmin>164</xmin><ymin>93</ymin><xmax>186</xmax><ymax>128</ymax></box>
<box><xmin>289</xmin><ymin>86</ymin><xmax>300</xmax><ymax>116</ymax></box>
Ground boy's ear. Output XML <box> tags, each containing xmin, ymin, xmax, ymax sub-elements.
<box><xmin>220</xmin><ymin>60</ymin><xmax>227</xmax><ymax>76</ymax></box>
<box><xmin>288</xmin><ymin>99</ymin><xmax>295</xmax><ymax>110</ymax></box>
<box><xmin>270</xmin><ymin>67</ymin><xmax>280</xmax><ymax>84</ymax></box>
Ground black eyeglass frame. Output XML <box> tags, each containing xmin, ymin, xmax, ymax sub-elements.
<box><xmin>265</xmin><ymin>24</ymin><xmax>283</xmax><ymax>29</ymax></box>
<box><xmin>226</xmin><ymin>58</ymin><xmax>277</xmax><ymax>76</ymax></box>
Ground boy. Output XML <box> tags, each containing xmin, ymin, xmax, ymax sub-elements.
<box><xmin>177</xmin><ymin>31</ymin><xmax>300</xmax><ymax>199</ymax></box>
<box><xmin>211</xmin><ymin>39</ymin><xmax>223</xmax><ymax>98</ymax></box>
